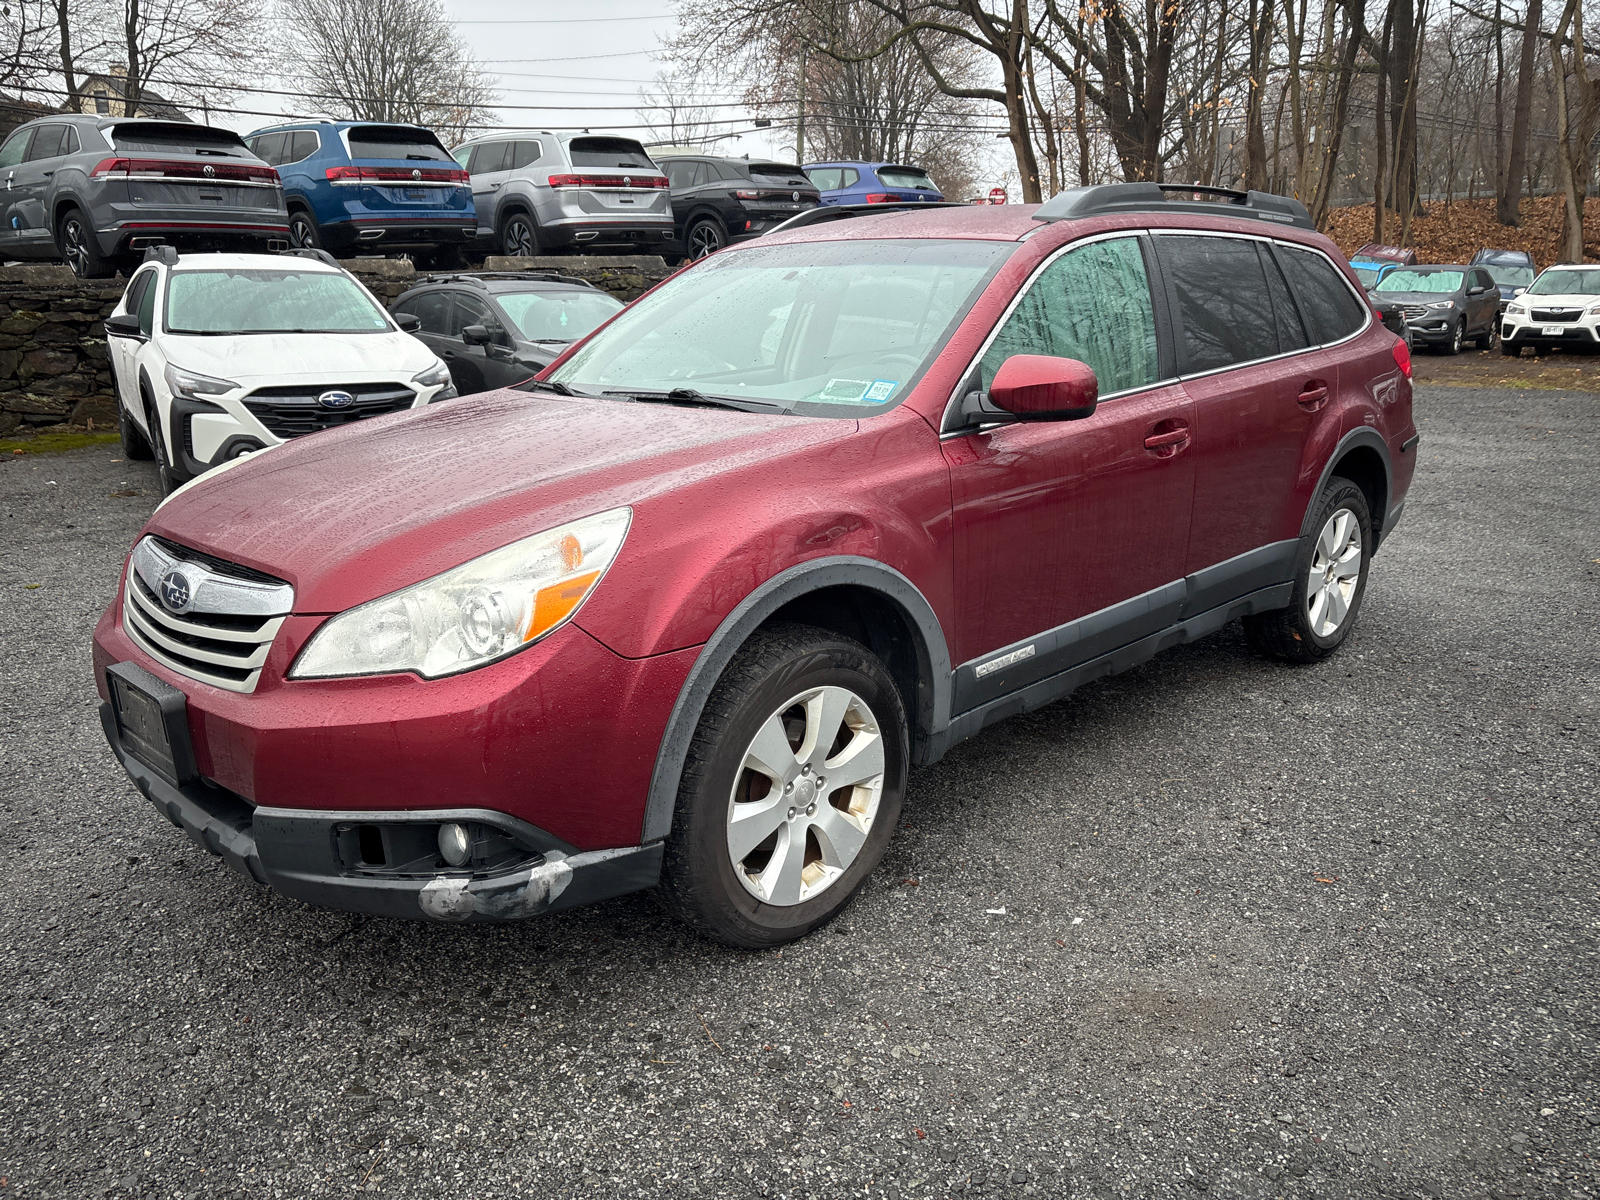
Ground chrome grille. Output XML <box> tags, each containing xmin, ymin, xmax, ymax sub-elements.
<box><xmin>242</xmin><ymin>383</ymin><xmax>417</xmax><ymax>439</ymax></box>
<box><xmin>121</xmin><ymin>537</ymin><xmax>293</xmax><ymax>694</ymax></box>
<box><xmin>1400</xmin><ymin>305</ymin><xmax>1429</xmax><ymax>320</ymax></box>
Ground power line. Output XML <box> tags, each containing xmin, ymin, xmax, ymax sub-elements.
<box><xmin>450</xmin><ymin>13</ymin><xmax>673</xmax><ymax>24</ymax></box>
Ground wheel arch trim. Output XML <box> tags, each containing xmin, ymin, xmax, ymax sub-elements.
<box><xmin>639</xmin><ymin>556</ymin><xmax>952</xmax><ymax>844</ymax></box>
<box><xmin>1302</xmin><ymin>426</ymin><xmax>1393</xmax><ymax>547</ymax></box>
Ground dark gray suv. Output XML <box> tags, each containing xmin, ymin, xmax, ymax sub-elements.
<box><xmin>0</xmin><ymin>115</ymin><xmax>289</xmax><ymax>278</ymax></box>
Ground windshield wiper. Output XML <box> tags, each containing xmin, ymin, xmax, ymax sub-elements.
<box><xmin>603</xmin><ymin>388</ymin><xmax>785</xmax><ymax>413</ymax></box>
<box><xmin>522</xmin><ymin>378</ymin><xmax>586</xmax><ymax>396</ymax></box>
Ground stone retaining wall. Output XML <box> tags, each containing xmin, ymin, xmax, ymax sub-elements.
<box><xmin>0</xmin><ymin>255</ymin><xmax>674</xmax><ymax>436</ymax></box>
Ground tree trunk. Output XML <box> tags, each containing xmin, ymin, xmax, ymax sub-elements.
<box><xmin>1243</xmin><ymin>0</ymin><xmax>1273</xmax><ymax>190</ymax></box>
<box><xmin>1310</xmin><ymin>0</ymin><xmax>1366</xmax><ymax>229</ymax></box>
<box><xmin>1374</xmin><ymin>2</ymin><xmax>1392</xmax><ymax>242</ymax></box>
<box><xmin>123</xmin><ymin>0</ymin><xmax>141</xmax><ymax>116</ymax></box>
<box><xmin>1500</xmin><ymin>0</ymin><xmax>1542</xmax><ymax>225</ymax></box>
<box><xmin>55</xmin><ymin>0</ymin><xmax>77</xmax><ymax>99</ymax></box>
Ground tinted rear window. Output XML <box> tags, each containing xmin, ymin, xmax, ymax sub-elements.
<box><xmin>108</xmin><ymin>123</ymin><xmax>247</xmax><ymax>155</ymax></box>
<box><xmin>346</xmin><ymin>125</ymin><xmax>451</xmax><ymax>162</ymax></box>
<box><xmin>568</xmin><ymin>137</ymin><xmax>654</xmax><ymax>168</ymax></box>
<box><xmin>877</xmin><ymin>166</ymin><xmax>936</xmax><ymax>190</ymax></box>
<box><xmin>748</xmin><ymin>162</ymin><xmax>811</xmax><ymax>187</ymax></box>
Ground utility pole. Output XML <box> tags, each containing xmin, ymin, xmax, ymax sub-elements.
<box><xmin>795</xmin><ymin>44</ymin><xmax>807</xmax><ymax>164</ymax></box>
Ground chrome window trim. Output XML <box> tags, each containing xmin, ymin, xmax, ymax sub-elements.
<box><xmin>939</xmin><ymin>229</ymin><xmax>1177</xmax><ymax>437</ymax></box>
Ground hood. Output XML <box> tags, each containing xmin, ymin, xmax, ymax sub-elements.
<box><xmin>1514</xmin><ymin>293</ymin><xmax>1597</xmax><ymax>308</ymax></box>
<box><xmin>160</xmin><ymin>331</ymin><xmax>436</xmax><ymax>384</ymax></box>
<box><xmin>143</xmin><ymin>390</ymin><xmax>852</xmax><ymax>612</ymax></box>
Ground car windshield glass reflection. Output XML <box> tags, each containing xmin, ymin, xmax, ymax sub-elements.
<box><xmin>1526</xmin><ymin>269</ymin><xmax>1600</xmax><ymax>296</ymax></box>
<box><xmin>495</xmin><ymin>291</ymin><xmax>622</xmax><ymax>341</ymax></box>
<box><xmin>165</xmin><ymin>270</ymin><xmax>392</xmax><ymax>334</ymax></box>
<box><xmin>549</xmin><ymin>238</ymin><xmax>1012</xmax><ymax>415</ymax></box>
<box><xmin>1375</xmin><ymin>270</ymin><xmax>1463</xmax><ymax>294</ymax></box>
<box><xmin>1484</xmin><ymin>265</ymin><xmax>1534</xmax><ymax>287</ymax></box>
<box><xmin>1352</xmin><ymin>266</ymin><xmax>1380</xmax><ymax>288</ymax></box>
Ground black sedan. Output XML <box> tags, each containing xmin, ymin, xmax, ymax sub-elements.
<box><xmin>1371</xmin><ymin>263</ymin><xmax>1501</xmax><ymax>355</ymax></box>
<box><xmin>658</xmin><ymin>155</ymin><xmax>820</xmax><ymax>262</ymax></box>
<box><xmin>392</xmin><ymin>271</ymin><xmax>623</xmax><ymax>395</ymax></box>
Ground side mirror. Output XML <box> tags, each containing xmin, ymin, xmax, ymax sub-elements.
<box><xmin>1513</xmin><ymin>286</ymin><xmax>1526</xmax><ymax>296</ymax></box>
<box><xmin>461</xmin><ymin>323</ymin><xmax>492</xmax><ymax>346</ymax></box>
<box><xmin>394</xmin><ymin>311</ymin><xmax>422</xmax><ymax>333</ymax></box>
<box><xmin>104</xmin><ymin>312</ymin><xmax>143</xmax><ymax>339</ymax></box>
<box><xmin>1467</xmin><ymin>285</ymin><xmax>1485</xmax><ymax>296</ymax></box>
<box><xmin>988</xmin><ymin>354</ymin><xmax>1098</xmax><ymax>421</ymax></box>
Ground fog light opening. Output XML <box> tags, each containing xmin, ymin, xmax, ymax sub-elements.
<box><xmin>438</xmin><ymin>822</ymin><xmax>471</xmax><ymax>867</ymax></box>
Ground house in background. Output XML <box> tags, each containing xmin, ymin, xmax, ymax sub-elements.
<box><xmin>63</xmin><ymin>66</ymin><xmax>188</xmax><ymax>122</ymax></box>
<box><xmin>0</xmin><ymin>95</ymin><xmax>54</xmax><ymax>139</ymax></box>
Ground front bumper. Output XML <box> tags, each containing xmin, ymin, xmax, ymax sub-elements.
<box><xmin>101</xmin><ymin>696</ymin><xmax>662</xmax><ymax>920</ymax></box>
<box><xmin>1501</xmin><ymin>320</ymin><xmax>1600</xmax><ymax>348</ymax></box>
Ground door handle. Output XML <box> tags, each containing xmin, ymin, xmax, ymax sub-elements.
<box><xmin>40</xmin><ymin>170</ymin><xmax>53</xmax><ymax>178</ymax></box>
<box><xmin>488</xmin><ymin>182</ymin><xmax>501</xmax><ymax>190</ymax></box>
<box><xmin>1297</xmin><ymin>381</ymin><xmax>1329</xmax><ymax>410</ymax></box>
<box><xmin>1143</xmin><ymin>428</ymin><xmax>1189</xmax><ymax>450</ymax></box>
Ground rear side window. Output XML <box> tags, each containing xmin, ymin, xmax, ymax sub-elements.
<box><xmin>509</xmin><ymin>140</ymin><xmax>542</xmax><ymax>170</ymax></box>
<box><xmin>397</xmin><ymin>291</ymin><xmax>452</xmax><ymax>335</ymax></box>
<box><xmin>468</xmin><ymin>142</ymin><xmax>509</xmax><ymax>174</ymax></box>
<box><xmin>1156</xmin><ymin>234</ymin><xmax>1279</xmax><ymax>372</ymax></box>
<box><xmin>1279</xmin><ymin>246</ymin><xmax>1367</xmax><ymax>342</ymax></box>
<box><xmin>287</xmin><ymin>131</ymin><xmax>319</xmax><ymax>162</ymax></box>
<box><xmin>981</xmin><ymin>235</ymin><xmax>1161</xmax><ymax>396</ymax></box>
<box><xmin>25</xmin><ymin>125</ymin><xmax>65</xmax><ymax>159</ymax></box>
<box><xmin>346</xmin><ymin>125</ymin><xmax>451</xmax><ymax>162</ymax></box>
<box><xmin>568</xmin><ymin>137</ymin><xmax>654</xmax><ymax>168</ymax></box>
<box><xmin>108</xmin><ymin>124</ymin><xmax>247</xmax><ymax>155</ymax></box>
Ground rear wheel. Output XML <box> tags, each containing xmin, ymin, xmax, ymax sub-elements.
<box><xmin>686</xmin><ymin>218</ymin><xmax>725</xmax><ymax>260</ymax></box>
<box><xmin>498</xmin><ymin>212</ymin><xmax>540</xmax><ymax>257</ymax></box>
<box><xmin>1474</xmin><ymin>323</ymin><xmax>1496</xmax><ymax>350</ymax></box>
<box><xmin>1243</xmin><ymin>478</ymin><xmax>1372</xmax><ymax>664</ymax></box>
<box><xmin>288</xmin><ymin>209</ymin><xmax>321</xmax><ymax>250</ymax></box>
<box><xmin>658</xmin><ymin>623</ymin><xmax>908</xmax><ymax>948</ymax></box>
<box><xmin>57</xmin><ymin>206</ymin><xmax>116</xmax><ymax>278</ymax></box>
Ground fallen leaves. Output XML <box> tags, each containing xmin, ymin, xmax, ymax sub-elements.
<box><xmin>1326</xmin><ymin>196</ymin><xmax>1600</xmax><ymax>268</ymax></box>
<box><xmin>1314</xmin><ymin>875</ymin><xmax>1340</xmax><ymax>884</ymax></box>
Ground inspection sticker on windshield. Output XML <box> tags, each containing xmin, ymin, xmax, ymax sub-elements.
<box><xmin>820</xmin><ymin>378</ymin><xmax>873</xmax><ymax>402</ymax></box>
<box><xmin>864</xmin><ymin>379</ymin><xmax>900</xmax><ymax>402</ymax></box>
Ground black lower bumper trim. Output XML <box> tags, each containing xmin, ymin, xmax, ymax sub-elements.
<box><xmin>99</xmin><ymin>700</ymin><xmax>663</xmax><ymax>920</ymax></box>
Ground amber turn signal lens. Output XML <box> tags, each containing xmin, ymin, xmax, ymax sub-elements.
<box><xmin>525</xmin><ymin>570</ymin><xmax>601</xmax><ymax>642</ymax></box>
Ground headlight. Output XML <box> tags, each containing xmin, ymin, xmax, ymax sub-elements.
<box><xmin>1426</xmin><ymin>301</ymin><xmax>1455</xmax><ymax>310</ymax></box>
<box><xmin>164</xmin><ymin>363</ymin><xmax>237</xmax><ymax>399</ymax></box>
<box><xmin>290</xmin><ymin>508</ymin><xmax>631</xmax><ymax>680</ymax></box>
<box><xmin>1507</xmin><ymin>304</ymin><xmax>1527</xmax><ymax>316</ymax></box>
<box><xmin>412</xmin><ymin>360</ymin><xmax>452</xmax><ymax>389</ymax></box>
<box><xmin>1587</xmin><ymin>304</ymin><xmax>1600</xmax><ymax>316</ymax></box>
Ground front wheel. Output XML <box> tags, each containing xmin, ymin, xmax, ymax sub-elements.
<box><xmin>1242</xmin><ymin>478</ymin><xmax>1372</xmax><ymax>664</ymax></box>
<box><xmin>1442</xmin><ymin>319</ymin><xmax>1464</xmax><ymax>356</ymax></box>
<box><xmin>658</xmin><ymin>623</ymin><xmax>909</xmax><ymax>948</ymax></box>
<box><xmin>118</xmin><ymin>396</ymin><xmax>153</xmax><ymax>461</ymax></box>
<box><xmin>144</xmin><ymin>396</ymin><xmax>182</xmax><ymax>496</ymax></box>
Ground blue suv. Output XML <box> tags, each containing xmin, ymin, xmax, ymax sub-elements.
<box><xmin>244</xmin><ymin>121</ymin><xmax>475</xmax><ymax>266</ymax></box>
<box><xmin>803</xmin><ymin>161</ymin><xmax>944</xmax><ymax>205</ymax></box>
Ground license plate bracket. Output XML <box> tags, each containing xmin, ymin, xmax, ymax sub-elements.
<box><xmin>1542</xmin><ymin>324</ymin><xmax>1565</xmax><ymax>336</ymax></box>
<box><xmin>107</xmin><ymin>662</ymin><xmax>197</xmax><ymax>787</ymax></box>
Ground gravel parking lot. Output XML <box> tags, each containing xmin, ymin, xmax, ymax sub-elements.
<box><xmin>0</xmin><ymin>383</ymin><xmax>1595</xmax><ymax>1200</ymax></box>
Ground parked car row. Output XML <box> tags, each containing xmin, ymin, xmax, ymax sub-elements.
<box><xmin>1344</xmin><ymin>243</ymin><xmax>1553</xmax><ymax>355</ymax></box>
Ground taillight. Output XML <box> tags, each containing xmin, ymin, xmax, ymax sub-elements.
<box><xmin>1392</xmin><ymin>337</ymin><xmax>1412</xmax><ymax>379</ymax></box>
<box><xmin>735</xmin><ymin>189</ymin><xmax>760</xmax><ymax>200</ymax></box>
<box><xmin>864</xmin><ymin>193</ymin><xmax>894</xmax><ymax>203</ymax></box>
<box><xmin>90</xmin><ymin>156</ymin><xmax>130</xmax><ymax>178</ymax></box>
<box><xmin>548</xmin><ymin>173</ymin><xmax>669</xmax><ymax>189</ymax></box>
<box><xmin>326</xmin><ymin>165</ymin><xmax>361</xmax><ymax>182</ymax></box>
<box><xmin>93</xmin><ymin>156</ymin><xmax>277</xmax><ymax>184</ymax></box>
<box><xmin>326</xmin><ymin>166</ymin><xmax>468</xmax><ymax>184</ymax></box>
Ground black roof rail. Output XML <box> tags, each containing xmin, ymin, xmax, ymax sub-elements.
<box><xmin>416</xmin><ymin>270</ymin><xmax>598</xmax><ymax>289</ymax></box>
<box><xmin>279</xmin><ymin>247</ymin><xmax>342</xmax><ymax>268</ymax></box>
<box><xmin>764</xmin><ymin>201</ymin><xmax>967</xmax><ymax>237</ymax></box>
<box><xmin>1032</xmin><ymin>183</ymin><xmax>1314</xmax><ymax>230</ymax></box>
<box><xmin>141</xmin><ymin>244</ymin><xmax>179</xmax><ymax>266</ymax></box>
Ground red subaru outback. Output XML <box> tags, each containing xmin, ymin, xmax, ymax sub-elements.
<box><xmin>92</xmin><ymin>184</ymin><xmax>1417</xmax><ymax>947</ymax></box>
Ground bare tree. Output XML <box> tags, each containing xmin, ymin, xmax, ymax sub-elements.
<box><xmin>1501</xmin><ymin>0</ymin><xmax>1543</xmax><ymax>223</ymax></box>
<box><xmin>1546</xmin><ymin>0</ymin><xmax>1600</xmax><ymax>258</ymax></box>
<box><xmin>118</xmin><ymin>0</ymin><xmax>268</xmax><ymax>117</ymax></box>
<box><xmin>280</xmin><ymin>0</ymin><xmax>498</xmax><ymax>144</ymax></box>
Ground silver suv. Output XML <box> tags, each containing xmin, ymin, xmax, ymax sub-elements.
<box><xmin>0</xmin><ymin>115</ymin><xmax>287</xmax><ymax>278</ymax></box>
<box><xmin>450</xmin><ymin>132</ymin><xmax>672</xmax><ymax>256</ymax></box>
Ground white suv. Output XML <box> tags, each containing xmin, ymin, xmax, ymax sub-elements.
<box><xmin>1500</xmin><ymin>262</ymin><xmax>1600</xmax><ymax>355</ymax></box>
<box><xmin>105</xmin><ymin>248</ymin><xmax>454</xmax><ymax>491</ymax></box>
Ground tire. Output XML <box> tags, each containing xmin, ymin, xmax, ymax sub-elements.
<box><xmin>657</xmin><ymin>623</ymin><xmax>909</xmax><ymax>948</ymax></box>
<box><xmin>1474</xmin><ymin>324</ymin><xmax>1496</xmax><ymax>350</ymax></box>
<box><xmin>1242</xmin><ymin>478</ymin><xmax>1372</xmax><ymax>664</ymax></box>
<box><xmin>1441</xmin><ymin>318</ymin><xmax>1464</xmax><ymax>356</ymax></box>
<box><xmin>686</xmin><ymin>218</ymin><xmax>726</xmax><ymax>260</ymax></box>
<box><xmin>288</xmin><ymin>209</ymin><xmax>322</xmax><ymax>250</ymax></box>
<box><xmin>498</xmin><ymin>211</ymin><xmax>540</xmax><ymax>257</ymax></box>
<box><xmin>144</xmin><ymin>394</ymin><xmax>182</xmax><ymax>496</ymax></box>
<box><xmin>56</xmin><ymin>206</ymin><xmax>115</xmax><ymax>279</ymax></box>
<box><xmin>118</xmin><ymin>395</ymin><xmax>153</xmax><ymax>461</ymax></box>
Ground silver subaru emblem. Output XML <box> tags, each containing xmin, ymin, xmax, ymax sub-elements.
<box><xmin>317</xmin><ymin>389</ymin><xmax>355</xmax><ymax>410</ymax></box>
<box><xmin>412</xmin><ymin>168</ymin><xmax>422</xmax><ymax>181</ymax></box>
<box><xmin>158</xmin><ymin>568</ymin><xmax>192</xmax><ymax>613</ymax></box>
<box><xmin>202</xmin><ymin>164</ymin><xmax>215</xmax><ymax>178</ymax></box>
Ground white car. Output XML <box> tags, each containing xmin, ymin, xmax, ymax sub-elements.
<box><xmin>104</xmin><ymin>248</ymin><xmax>455</xmax><ymax>491</ymax></box>
<box><xmin>1500</xmin><ymin>262</ymin><xmax>1600</xmax><ymax>356</ymax></box>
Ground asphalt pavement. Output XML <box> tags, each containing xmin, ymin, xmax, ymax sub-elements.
<box><xmin>0</xmin><ymin>384</ymin><xmax>1595</xmax><ymax>1200</ymax></box>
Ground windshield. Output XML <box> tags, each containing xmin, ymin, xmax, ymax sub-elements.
<box><xmin>1527</xmin><ymin>268</ymin><xmax>1600</xmax><ymax>295</ymax></box>
<box><xmin>165</xmin><ymin>270</ymin><xmax>392</xmax><ymax>335</ymax></box>
<box><xmin>496</xmin><ymin>289</ymin><xmax>622</xmax><ymax>341</ymax></box>
<box><xmin>878</xmin><ymin>166</ymin><xmax>936</xmax><ymax>190</ymax></box>
<box><xmin>549</xmin><ymin>238</ymin><xmax>1011</xmax><ymax>414</ymax></box>
<box><xmin>1484</xmin><ymin>265</ymin><xmax>1535</xmax><ymax>287</ymax></box>
<box><xmin>1352</xmin><ymin>266</ymin><xmax>1380</xmax><ymax>288</ymax></box>
<box><xmin>1375</xmin><ymin>270</ymin><xmax>1463</xmax><ymax>294</ymax></box>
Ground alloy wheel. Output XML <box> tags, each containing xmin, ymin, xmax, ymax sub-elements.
<box><xmin>288</xmin><ymin>214</ymin><xmax>318</xmax><ymax>248</ymax></box>
<box><xmin>1306</xmin><ymin>507</ymin><xmax>1363</xmax><ymax>637</ymax></box>
<box><xmin>61</xmin><ymin>219</ymin><xmax>88</xmax><ymax>276</ymax></box>
<box><xmin>1452</xmin><ymin>320</ymin><xmax>1463</xmax><ymax>354</ymax></box>
<box><xmin>726</xmin><ymin>685</ymin><xmax>885</xmax><ymax>906</ymax></box>
<box><xmin>689</xmin><ymin>222</ymin><xmax>724</xmax><ymax>259</ymax></box>
<box><xmin>504</xmin><ymin>217</ymin><xmax>536</xmax><ymax>256</ymax></box>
